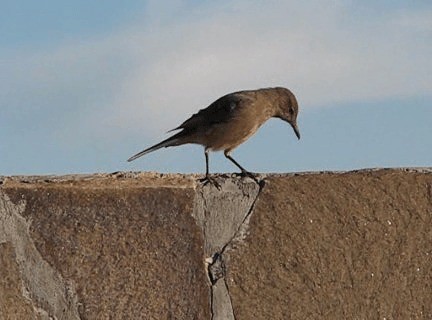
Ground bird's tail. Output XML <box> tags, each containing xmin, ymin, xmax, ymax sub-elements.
<box><xmin>127</xmin><ymin>131</ymin><xmax>185</xmax><ymax>162</ymax></box>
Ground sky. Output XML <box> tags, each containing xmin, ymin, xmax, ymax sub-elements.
<box><xmin>1</xmin><ymin>0</ymin><xmax>431</xmax><ymax>175</ymax></box>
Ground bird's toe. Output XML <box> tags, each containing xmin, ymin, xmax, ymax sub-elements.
<box><xmin>199</xmin><ymin>175</ymin><xmax>222</xmax><ymax>190</ymax></box>
<box><xmin>233</xmin><ymin>171</ymin><xmax>261</xmax><ymax>185</ymax></box>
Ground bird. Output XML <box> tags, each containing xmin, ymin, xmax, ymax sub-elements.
<box><xmin>128</xmin><ymin>87</ymin><xmax>300</xmax><ymax>186</ymax></box>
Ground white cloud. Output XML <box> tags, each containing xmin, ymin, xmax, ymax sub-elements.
<box><xmin>2</xmin><ymin>1</ymin><xmax>431</xmax><ymax>139</ymax></box>
<box><xmin>102</xmin><ymin>0</ymin><xmax>432</xmax><ymax>136</ymax></box>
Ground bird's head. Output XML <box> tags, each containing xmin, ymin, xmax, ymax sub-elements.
<box><xmin>274</xmin><ymin>87</ymin><xmax>300</xmax><ymax>140</ymax></box>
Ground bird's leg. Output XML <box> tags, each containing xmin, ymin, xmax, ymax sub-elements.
<box><xmin>205</xmin><ymin>149</ymin><xmax>210</xmax><ymax>177</ymax></box>
<box><xmin>224</xmin><ymin>151</ymin><xmax>260</xmax><ymax>184</ymax></box>
<box><xmin>225</xmin><ymin>154</ymin><xmax>248</xmax><ymax>174</ymax></box>
<box><xmin>199</xmin><ymin>149</ymin><xmax>221</xmax><ymax>189</ymax></box>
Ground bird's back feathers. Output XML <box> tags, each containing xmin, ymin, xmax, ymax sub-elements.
<box><xmin>169</xmin><ymin>91</ymin><xmax>253</xmax><ymax>132</ymax></box>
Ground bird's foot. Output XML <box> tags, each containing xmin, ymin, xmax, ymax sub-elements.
<box><xmin>199</xmin><ymin>175</ymin><xmax>222</xmax><ymax>190</ymax></box>
<box><xmin>234</xmin><ymin>170</ymin><xmax>262</xmax><ymax>185</ymax></box>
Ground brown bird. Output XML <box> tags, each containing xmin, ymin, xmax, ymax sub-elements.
<box><xmin>128</xmin><ymin>87</ymin><xmax>300</xmax><ymax>185</ymax></box>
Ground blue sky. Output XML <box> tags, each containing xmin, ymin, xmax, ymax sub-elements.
<box><xmin>1</xmin><ymin>1</ymin><xmax>431</xmax><ymax>175</ymax></box>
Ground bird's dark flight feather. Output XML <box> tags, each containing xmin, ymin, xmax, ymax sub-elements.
<box><xmin>169</xmin><ymin>92</ymin><xmax>250</xmax><ymax>132</ymax></box>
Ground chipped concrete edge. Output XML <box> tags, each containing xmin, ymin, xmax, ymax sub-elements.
<box><xmin>0</xmin><ymin>191</ymin><xmax>81</xmax><ymax>320</ymax></box>
<box><xmin>1</xmin><ymin>167</ymin><xmax>431</xmax><ymax>184</ymax></box>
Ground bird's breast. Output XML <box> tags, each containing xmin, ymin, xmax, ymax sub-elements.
<box><xmin>203</xmin><ymin>117</ymin><xmax>263</xmax><ymax>152</ymax></box>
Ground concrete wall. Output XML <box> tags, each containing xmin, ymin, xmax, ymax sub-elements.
<box><xmin>0</xmin><ymin>169</ymin><xmax>431</xmax><ymax>319</ymax></box>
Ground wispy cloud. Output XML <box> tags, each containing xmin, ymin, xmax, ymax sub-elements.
<box><xmin>2</xmin><ymin>0</ymin><xmax>431</xmax><ymax>140</ymax></box>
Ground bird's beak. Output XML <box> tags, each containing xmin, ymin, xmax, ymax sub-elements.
<box><xmin>291</xmin><ymin>122</ymin><xmax>301</xmax><ymax>140</ymax></box>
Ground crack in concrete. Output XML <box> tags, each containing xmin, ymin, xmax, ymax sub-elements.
<box><xmin>218</xmin><ymin>180</ymin><xmax>264</xmax><ymax>256</ymax></box>
<box><xmin>193</xmin><ymin>176</ymin><xmax>264</xmax><ymax>320</ymax></box>
<box><xmin>207</xmin><ymin>252</ymin><xmax>225</xmax><ymax>285</ymax></box>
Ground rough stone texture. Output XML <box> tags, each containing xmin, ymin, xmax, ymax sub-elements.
<box><xmin>193</xmin><ymin>177</ymin><xmax>260</xmax><ymax>256</ymax></box>
<box><xmin>0</xmin><ymin>190</ymin><xmax>80</xmax><ymax>320</ymax></box>
<box><xmin>193</xmin><ymin>176</ymin><xmax>260</xmax><ymax>319</ymax></box>
<box><xmin>1</xmin><ymin>173</ymin><xmax>209</xmax><ymax>320</ymax></box>
<box><xmin>226</xmin><ymin>169</ymin><xmax>432</xmax><ymax>319</ymax></box>
<box><xmin>211</xmin><ymin>279</ymin><xmax>235</xmax><ymax>320</ymax></box>
<box><xmin>0</xmin><ymin>242</ymin><xmax>37</xmax><ymax>319</ymax></box>
<box><xmin>1</xmin><ymin>169</ymin><xmax>432</xmax><ymax>319</ymax></box>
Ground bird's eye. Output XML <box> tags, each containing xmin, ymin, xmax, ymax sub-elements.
<box><xmin>288</xmin><ymin>108</ymin><xmax>294</xmax><ymax>115</ymax></box>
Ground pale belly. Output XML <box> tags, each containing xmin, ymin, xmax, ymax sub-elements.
<box><xmin>201</xmin><ymin>120</ymin><xmax>261</xmax><ymax>152</ymax></box>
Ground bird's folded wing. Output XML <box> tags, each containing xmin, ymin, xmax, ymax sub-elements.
<box><xmin>169</xmin><ymin>92</ymin><xmax>252</xmax><ymax>132</ymax></box>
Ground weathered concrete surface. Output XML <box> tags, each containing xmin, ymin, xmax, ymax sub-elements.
<box><xmin>193</xmin><ymin>177</ymin><xmax>260</xmax><ymax>257</ymax></box>
<box><xmin>0</xmin><ymin>242</ymin><xmax>37</xmax><ymax>319</ymax></box>
<box><xmin>225</xmin><ymin>169</ymin><xmax>432</xmax><ymax>319</ymax></box>
<box><xmin>1</xmin><ymin>169</ymin><xmax>431</xmax><ymax>319</ymax></box>
<box><xmin>0</xmin><ymin>173</ymin><xmax>209</xmax><ymax>319</ymax></box>
<box><xmin>0</xmin><ymin>190</ymin><xmax>80</xmax><ymax>320</ymax></box>
<box><xmin>193</xmin><ymin>176</ymin><xmax>261</xmax><ymax>320</ymax></box>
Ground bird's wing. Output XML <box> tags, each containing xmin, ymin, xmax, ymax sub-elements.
<box><xmin>169</xmin><ymin>92</ymin><xmax>254</xmax><ymax>132</ymax></box>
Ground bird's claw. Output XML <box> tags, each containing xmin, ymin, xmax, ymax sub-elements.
<box><xmin>234</xmin><ymin>170</ymin><xmax>261</xmax><ymax>185</ymax></box>
<box><xmin>199</xmin><ymin>175</ymin><xmax>222</xmax><ymax>190</ymax></box>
